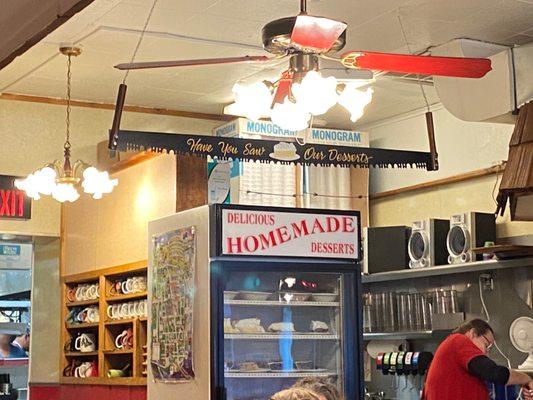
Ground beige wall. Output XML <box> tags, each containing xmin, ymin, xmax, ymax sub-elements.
<box><xmin>370</xmin><ymin>173</ymin><xmax>532</xmax><ymax>238</ymax></box>
<box><xmin>29</xmin><ymin>238</ymin><xmax>61</xmax><ymax>384</ymax></box>
<box><xmin>63</xmin><ymin>153</ymin><xmax>177</xmax><ymax>275</ymax></box>
<box><xmin>0</xmin><ymin>98</ymin><xmax>219</xmax><ymax>237</ymax></box>
<box><xmin>365</xmin><ymin>105</ymin><xmax>514</xmax><ymax>194</ymax></box>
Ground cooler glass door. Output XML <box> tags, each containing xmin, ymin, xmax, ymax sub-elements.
<box><xmin>212</xmin><ymin>264</ymin><xmax>359</xmax><ymax>400</ymax></box>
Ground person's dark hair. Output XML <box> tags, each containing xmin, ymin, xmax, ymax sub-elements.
<box><xmin>453</xmin><ymin>319</ymin><xmax>494</xmax><ymax>336</ymax></box>
<box><xmin>293</xmin><ymin>377</ymin><xmax>341</xmax><ymax>400</ymax></box>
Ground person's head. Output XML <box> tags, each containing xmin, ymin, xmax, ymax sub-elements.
<box><xmin>0</xmin><ymin>334</ymin><xmax>16</xmax><ymax>346</ymax></box>
<box><xmin>270</xmin><ymin>387</ymin><xmax>321</xmax><ymax>400</ymax></box>
<box><xmin>293</xmin><ymin>377</ymin><xmax>341</xmax><ymax>400</ymax></box>
<box><xmin>14</xmin><ymin>333</ymin><xmax>30</xmax><ymax>351</ymax></box>
<box><xmin>454</xmin><ymin>319</ymin><xmax>495</xmax><ymax>354</ymax></box>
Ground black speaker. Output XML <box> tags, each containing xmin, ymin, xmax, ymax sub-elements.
<box><xmin>364</xmin><ymin>226</ymin><xmax>411</xmax><ymax>274</ymax></box>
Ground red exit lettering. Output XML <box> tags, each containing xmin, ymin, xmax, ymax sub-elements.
<box><xmin>0</xmin><ymin>190</ymin><xmax>26</xmax><ymax>217</ymax></box>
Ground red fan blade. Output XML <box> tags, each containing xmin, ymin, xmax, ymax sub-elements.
<box><xmin>115</xmin><ymin>55</ymin><xmax>271</xmax><ymax>70</ymax></box>
<box><xmin>341</xmin><ymin>51</ymin><xmax>492</xmax><ymax>78</ymax></box>
<box><xmin>272</xmin><ymin>70</ymin><xmax>293</xmax><ymax>105</ymax></box>
<box><xmin>291</xmin><ymin>15</ymin><xmax>347</xmax><ymax>52</ymax></box>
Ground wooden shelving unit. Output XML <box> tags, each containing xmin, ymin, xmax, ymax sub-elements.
<box><xmin>60</xmin><ymin>260</ymin><xmax>148</xmax><ymax>386</ymax></box>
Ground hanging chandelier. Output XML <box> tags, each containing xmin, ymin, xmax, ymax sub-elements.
<box><xmin>15</xmin><ymin>46</ymin><xmax>118</xmax><ymax>203</ymax></box>
<box><xmin>223</xmin><ymin>54</ymin><xmax>374</xmax><ymax>131</ymax></box>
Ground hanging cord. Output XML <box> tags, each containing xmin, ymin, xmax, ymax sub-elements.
<box><xmin>478</xmin><ymin>275</ymin><xmax>513</xmax><ymax>370</ymax></box>
<box><xmin>491</xmin><ymin>162</ymin><xmax>505</xmax><ymax>207</ymax></box>
<box><xmin>122</xmin><ymin>0</ymin><xmax>159</xmax><ymax>84</ymax></box>
<box><xmin>397</xmin><ymin>11</ymin><xmax>431</xmax><ymax>113</ymax></box>
<box><xmin>241</xmin><ymin>189</ymin><xmax>368</xmax><ymax>199</ymax></box>
<box><xmin>64</xmin><ymin>54</ymin><xmax>72</xmax><ymax>150</ymax></box>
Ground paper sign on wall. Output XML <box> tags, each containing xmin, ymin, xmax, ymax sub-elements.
<box><xmin>222</xmin><ymin>209</ymin><xmax>360</xmax><ymax>259</ymax></box>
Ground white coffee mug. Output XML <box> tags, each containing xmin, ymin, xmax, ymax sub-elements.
<box><xmin>107</xmin><ymin>304</ymin><xmax>121</xmax><ymax>319</ymax></box>
<box><xmin>121</xmin><ymin>278</ymin><xmax>134</xmax><ymax>294</ymax></box>
<box><xmin>86</xmin><ymin>284</ymin><xmax>98</xmax><ymax>299</ymax></box>
<box><xmin>132</xmin><ymin>277</ymin><xmax>147</xmax><ymax>293</ymax></box>
<box><xmin>139</xmin><ymin>300</ymin><xmax>147</xmax><ymax>317</ymax></box>
<box><xmin>75</xmin><ymin>333</ymin><xmax>96</xmax><ymax>352</ymax></box>
<box><xmin>75</xmin><ymin>285</ymin><xmax>87</xmax><ymax>301</ymax></box>
<box><xmin>74</xmin><ymin>361</ymin><xmax>93</xmax><ymax>377</ymax></box>
<box><xmin>86</xmin><ymin>307</ymin><xmax>99</xmax><ymax>323</ymax></box>
<box><xmin>120</xmin><ymin>303</ymin><xmax>131</xmax><ymax>318</ymax></box>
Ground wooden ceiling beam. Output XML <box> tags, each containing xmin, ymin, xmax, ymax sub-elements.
<box><xmin>0</xmin><ymin>92</ymin><xmax>233</xmax><ymax>122</ymax></box>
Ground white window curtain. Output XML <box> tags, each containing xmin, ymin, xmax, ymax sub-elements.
<box><xmin>238</xmin><ymin>161</ymin><xmax>296</xmax><ymax>207</ymax></box>
<box><xmin>303</xmin><ymin>166</ymin><xmax>352</xmax><ymax>210</ymax></box>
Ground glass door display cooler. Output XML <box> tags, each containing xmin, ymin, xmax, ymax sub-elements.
<box><xmin>210</xmin><ymin>205</ymin><xmax>363</xmax><ymax>400</ymax></box>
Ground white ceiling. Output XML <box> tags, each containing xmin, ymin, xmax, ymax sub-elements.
<box><xmin>1</xmin><ymin>0</ymin><xmax>533</xmax><ymax>129</ymax></box>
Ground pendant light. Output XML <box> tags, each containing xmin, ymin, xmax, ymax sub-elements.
<box><xmin>15</xmin><ymin>46</ymin><xmax>118</xmax><ymax>202</ymax></box>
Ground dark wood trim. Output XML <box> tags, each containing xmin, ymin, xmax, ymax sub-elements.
<box><xmin>0</xmin><ymin>93</ymin><xmax>233</xmax><ymax>122</ymax></box>
<box><xmin>370</xmin><ymin>162</ymin><xmax>506</xmax><ymax>200</ymax></box>
<box><xmin>0</xmin><ymin>0</ymin><xmax>95</xmax><ymax>70</ymax></box>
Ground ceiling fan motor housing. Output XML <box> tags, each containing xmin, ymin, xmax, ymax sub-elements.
<box><xmin>262</xmin><ymin>16</ymin><xmax>347</xmax><ymax>55</ymax></box>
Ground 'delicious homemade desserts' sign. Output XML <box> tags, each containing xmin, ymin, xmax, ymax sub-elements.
<box><xmin>221</xmin><ymin>208</ymin><xmax>360</xmax><ymax>259</ymax></box>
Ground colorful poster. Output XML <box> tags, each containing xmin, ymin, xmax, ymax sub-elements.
<box><xmin>151</xmin><ymin>227</ymin><xmax>196</xmax><ymax>382</ymax></box>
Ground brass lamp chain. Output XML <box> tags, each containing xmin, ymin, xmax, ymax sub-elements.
<box><xmin>64</xmin><ymin>54</ymin><xmax>72</xmax><ymax>151</ymax></box>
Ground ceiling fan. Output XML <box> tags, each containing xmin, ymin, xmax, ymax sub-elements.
<box><xmin>115</xmin><ymin>0</ymin><xmax>492</xmax><ymax>129</ymax></box>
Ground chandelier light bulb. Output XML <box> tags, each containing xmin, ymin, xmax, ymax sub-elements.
<box><xmin>15</xmin><ymin>174</ymin><xmax>42</xmax><ymax>200</ymax></box>
<box><xmin>34</xmin><ymin>167</ymin><xmax>57</xmax><ymax>195</ymax></box>
<box><xmin>270</xmin><ymin>99</ymin><xmax>311</xmax><ymax>131</ymax></box>
<box><xmin>52</xmin><ymin>183</ymin><xmax>80</xmax><ymax>203</ymax></box>
<box><xmin>82</xmin><ymin>167</ymin><xmax>118</xmax><ymax>199</ymax></box>
<box><xmin>292</xmin><ymin>71</ymin><xmax>339</xmax><ymax>116</ymax></box>
<box><xmin>225</xmin><ymin>82</ymin><xmax>273</xmax><ymax>121</ymax></box>
<box><xmin>338</xmin><ymin>86</ymin><xmax>373</xmax><ymax>122</ymax></box>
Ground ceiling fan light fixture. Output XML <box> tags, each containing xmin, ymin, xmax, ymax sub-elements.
<box><xmin>225</xmin><ymin>82</ymin><xmax>273</xmax><ymax>121</ymax></box>
<box><xmin>270</xmin><ymin>98</ymin><xmax>311</xmax><ymax>131</ymax></box>
<box><xmin>338</xmin><ymin>86</ymin><xmax>373</xmax><ymax>122</ymax></box>
<box><xmin>292</xmin><ymin>70</ymin><xmax>338</xmax><ymax>116</ymax></box>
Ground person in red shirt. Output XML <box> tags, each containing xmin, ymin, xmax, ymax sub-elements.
<box><xmin>423</xmin><ymin>319</ymin><xmax>533</xmax><ymax>400</ymax></box>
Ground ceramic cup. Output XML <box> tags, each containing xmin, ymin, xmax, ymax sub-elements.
<box><xmin>75</xmin><ymin>285</ymin><xmax>87</xmax><ymax>301</ymax></box>
<box><xmin>85</xmin><ymin>307</ymin><xmax>99</xmax><ymax>323</ymax></box>
<box><xmin>74</xmin><ymin>361</ymin><xmax>97</xmax><ymax>378</ymax></box>
<box><xmin>75</xmin><ymin>333</ymin><xmax>96</xmax><ymax>352</ymax></box>
<box><xmin>86</xmin><ymin>284</ymin><xmax>99</xmax><ymax>299</ymax></box>
<box><xmin>132</xmin><ymin>277</ymin><xmax>147</xmax><ymax>293</ymax></box>
<box><xmin>121</xmin><ymin>278</ymin><xmax>134</xmax><ymax>294</ymax></box>
<box><xmin>107</xmin><ymin>304</ymin><xmax>122</xmax><ymax>320</ymax></box>
<box><xmin>115</xmin><ymin>328</ymin><xmax>133</xmax><ymax>349</ymax></box>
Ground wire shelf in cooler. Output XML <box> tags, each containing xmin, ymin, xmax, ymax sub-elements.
<box><xmin>225</xmin><ymin>371</ymin><xmax>337</xmax><ymax>378</ymax></box>
<box><xmin>224</xmin><ymin>333</ymin><xmax>339</xmax><ymax>340</ymax></box>
<box><xmin>224</xmin><ymin>299</ymin><xmax>339</xmax><ymax>307</ymax></box>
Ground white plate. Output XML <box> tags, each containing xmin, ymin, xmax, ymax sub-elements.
<box><xmin>237</xmin><ymin>291</ymin><xmax>271</xmax><ymax>300</ymax></box>
<box><xmin>269</xmin><ymin>153</ymin><xmax>300</xmax><ymax>161</ymax></box>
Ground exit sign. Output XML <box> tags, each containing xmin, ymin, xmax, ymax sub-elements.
<box><xmin>0</xmin><ymin>175</ymin><xmax>31</xmax><ymax>220</ymax></box>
